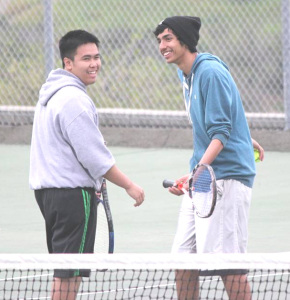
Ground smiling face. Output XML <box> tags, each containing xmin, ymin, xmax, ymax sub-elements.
<box><xmin>156</xmin><ymin>28</ymin><xmax>189</xmax><ymax>66</ymax></box>
<box><xmin>63</xmin><ymin>43</ymin><xmax>101</xmax><ymax>86</ymax></box>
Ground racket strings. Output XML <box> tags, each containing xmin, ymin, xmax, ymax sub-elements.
<box><xmin>190</xmin><ymin>167</ymin><xmax>214</xmax><ymax>217</ymax></box>
<box><xmin>95</xmin><ymin>202</ymin><xmax>110</xmax><ymax>253</ymax></box>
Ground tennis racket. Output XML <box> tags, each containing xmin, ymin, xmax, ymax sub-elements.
<box><xmin>163</xmin><ymin>163</ymin><xmax>217</xmax><ymax>218</ymax></box>
<box><xmin>94</xmin><ymin>178</ymin><xmax>114</xmax><ymax>253</ymax></box>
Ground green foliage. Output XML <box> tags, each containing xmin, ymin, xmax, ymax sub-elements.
<box><xmin>0</xmin><ymin>0</ymin><xmax>283</xmax><ymax>113</ymax></box>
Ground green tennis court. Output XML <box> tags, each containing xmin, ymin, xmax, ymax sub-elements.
<box><xmin>0</xmin><ymin>144</ymin><xmax>290</xmax><ymax>254</ymax></box>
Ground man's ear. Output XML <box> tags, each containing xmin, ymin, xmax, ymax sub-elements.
<box><xmin>63</xmin><ymin>57</ymin><xmax>72</xmax><ymax>70</ymax></box>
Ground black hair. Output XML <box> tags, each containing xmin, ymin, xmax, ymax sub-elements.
<box><xmin>153</xmin><ymin>23</ymin><xmax>168</xmax><ymax>37</ymax></box>
<box><xmin>59</xmin><ymin>30</ymin><xmax>100</xmax><ymax>68</ymax></box>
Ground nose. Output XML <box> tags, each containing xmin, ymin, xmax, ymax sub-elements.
<box><xmin>159</xmin><ymin>40</ymin><xmax>166</xmax><ymax>52</ymax></box>
<box><xmin>90</xmin><ymin>61</ymin><xmax>101</xmax><ymax>72</ymax></box>
<box><xmin>90</xmin><ymin>60</ymin><xmax>97</xmax><ymax>68</ymax></box>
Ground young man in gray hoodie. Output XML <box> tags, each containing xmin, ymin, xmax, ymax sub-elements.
<box><xmin>29</xmin><ymin>29</ymin><xmax>145</xmax><ymax>300</ymax></box>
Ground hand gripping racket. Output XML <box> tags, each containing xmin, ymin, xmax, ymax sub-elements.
<box><xmin>163</xmin><ymin>164</ymin><xmax>217</xmax><ymax>218</ymax></box>
<box><xmin>94</xmin><ymin>178</ymin><xmax>114</xmax><ymax>253</ymax></box>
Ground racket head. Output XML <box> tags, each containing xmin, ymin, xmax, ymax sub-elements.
<box><xmin>189</xmin><ymin>164</ymin><xmax>217</xmax><ymax>218</ymax></box>
<box><xmin>94</xmin><ymin>179</ymin><xmax>114</xmax><ymax>253</ymax></box>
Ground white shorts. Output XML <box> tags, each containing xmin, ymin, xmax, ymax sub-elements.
<box><xmin>171</xmin><ymin>179</ymin><xmax>252</xmax><ymax>254</ymax></box>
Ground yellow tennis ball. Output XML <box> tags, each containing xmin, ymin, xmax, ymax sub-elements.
<box><xmin>254</xmin><ymin>149</ymin><xmax>260</xmax><ymax>162</ymax></box>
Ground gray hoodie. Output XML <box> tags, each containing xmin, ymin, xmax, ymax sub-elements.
<box><xmin>29</xmin><ymin>68</ymin><xmax>115</xmax><ymax>190</ymax></box>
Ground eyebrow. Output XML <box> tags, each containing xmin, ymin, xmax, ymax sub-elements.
<box><xmin>157</xmin><ymin>33</ymin><xmax>173</xmax><ymax>41</ymax></box>
<box><xmin>162</xmin><ymin>33</ymin><xmax>173</xmax><ymax>39</ymax></box>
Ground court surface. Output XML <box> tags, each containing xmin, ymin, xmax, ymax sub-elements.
<box><xmin>1</xmin><ymin>144</ymin><xmax>290</xmax><ymax>254</ymax></box>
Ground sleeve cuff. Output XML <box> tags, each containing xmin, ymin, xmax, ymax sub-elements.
<box><xmin>212</xmin><ymin>133</ymin><xmax>228</xmax><ymax>147</ymax></box>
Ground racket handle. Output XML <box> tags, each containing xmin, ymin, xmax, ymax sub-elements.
<box><xmin>163</xmin><ymin>179</ymin><xmax>175</xmax><ymax>188</ymax></box>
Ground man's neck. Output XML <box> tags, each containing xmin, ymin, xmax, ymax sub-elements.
<box><xmin>178</xmin><ymin>52</ymin><xmax>198</xmax><ymax>76</ymax></box>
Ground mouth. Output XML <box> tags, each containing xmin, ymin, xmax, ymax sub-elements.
<box><xmin>162</xmin><ymin>50</ymin><xmax>172</xmax><ymax>59</ymax></box>
<box><xmin>87</xmin><ymin>70</ymin><xmax>98</xmax><ymax>79</ymax></box>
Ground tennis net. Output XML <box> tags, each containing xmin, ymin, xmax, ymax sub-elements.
<box><xmin>1</xmin><ymin>253</ymin><xmax>290</xmax><ymax>299</ymax></box>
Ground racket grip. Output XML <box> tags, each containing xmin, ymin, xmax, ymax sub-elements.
<box><xmin>163</xmin><ymin>179</ymin><xmax>175</xmax><ymax>188</ymax></box>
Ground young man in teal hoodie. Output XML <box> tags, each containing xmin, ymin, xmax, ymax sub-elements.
<box><xmin>154</xmin><ymin>16</ymin><xmax>264</xmax><ymax>300</ymax></box>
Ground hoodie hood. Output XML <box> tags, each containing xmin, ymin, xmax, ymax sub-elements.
<box><xmin>39</xmin><ymin>68</ymin><xmax>87</xmax><ymax>106</ymax></box>
<box><xmin>192</xmin><ymin>52</ymin><xmax>229</xmax><ymax>73</ymax></box>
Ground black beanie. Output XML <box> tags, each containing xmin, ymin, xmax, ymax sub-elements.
<box><xmin>160</xmin><ymin>16</ymin><xmax>201</xmax><ymax>52</ymax></box>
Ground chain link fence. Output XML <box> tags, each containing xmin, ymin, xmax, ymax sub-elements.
<box><xmin>0</xmin><ymin>0</ymin><xmax>289</xmax><ymax>132</ymax></box>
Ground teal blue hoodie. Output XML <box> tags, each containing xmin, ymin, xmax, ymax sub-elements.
<box><xmin>178</xmin><ymin>53</ymin><xmax>256</xmax><ymax>187</ymax></box>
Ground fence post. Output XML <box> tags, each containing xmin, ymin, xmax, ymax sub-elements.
<box><xmin>282</xmin><ymin>0</ymin><xmax>290</xmax><ymax>130</ymax></box>
<box><xmin>43</xmin><ymin>0</ymin><xmax>54</xmax><ymax>78</ymax></box>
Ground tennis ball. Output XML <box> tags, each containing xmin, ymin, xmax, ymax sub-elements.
<box><xmin>254</xmin><ymin>149</ymin><xmax>260</xmax><ymax>162</ymax></box>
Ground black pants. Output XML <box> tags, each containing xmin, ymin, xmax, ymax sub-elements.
<box><xmin>35</xmin><ymin>187</ymin><xmax>97</xmax><ymax>277</ymax></box>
